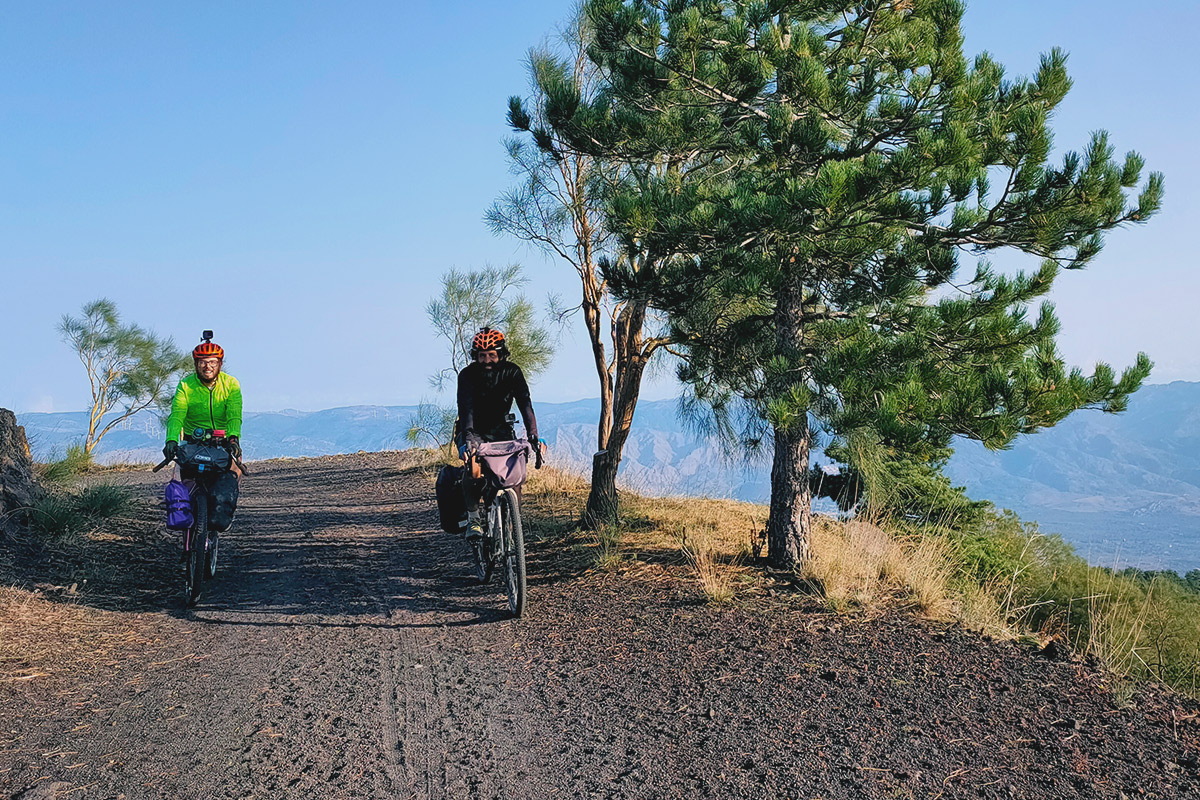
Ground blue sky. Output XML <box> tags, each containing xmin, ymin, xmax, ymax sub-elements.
<box><xmin>2</xmin><ymin>1</ymin><xmax>1196</xmax><ymax>413</ymax></box>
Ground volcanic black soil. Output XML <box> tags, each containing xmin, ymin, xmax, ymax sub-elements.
<box><xmin>2</xmin><ymin>452</ymin><xmax>1198</xmax><ymax>799</ymax></box>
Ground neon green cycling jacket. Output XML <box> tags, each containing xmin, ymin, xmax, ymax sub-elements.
<box><xmin>165</xmin><ymin>372</ymin><xmax>244</xmax><ymax>442</ymax></box>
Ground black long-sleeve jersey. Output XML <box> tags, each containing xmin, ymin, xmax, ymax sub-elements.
<box><xmin>456</xmin><ymin>361</ymin><xmax>539</xmax><ymax>444</ymax></box>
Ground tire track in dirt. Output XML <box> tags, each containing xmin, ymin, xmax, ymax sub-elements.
<box><xmin>2</xmin><ymin>453</ymin><xmax>523</xmax><ymax>800</ymax></box>
<box><xmin>6</xmin><ymin>452</ymin><xmax>1200</xmax><ymax>800</ymax></box>
<box><xmin>373</xmin><ymin>505</ymin><xmax>514</xmax><ymax>800</ymax></box>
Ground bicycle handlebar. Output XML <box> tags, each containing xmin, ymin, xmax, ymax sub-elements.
<box><xmin>151</xmin><ymin>453</ymin><xmax>250</xmax><ymax>476</ymax></box>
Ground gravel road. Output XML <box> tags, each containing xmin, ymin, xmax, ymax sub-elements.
<box><xmin>2</xmin><ymin>452</ymin><xmax>1198</xmax><ymax>799</ymax></box>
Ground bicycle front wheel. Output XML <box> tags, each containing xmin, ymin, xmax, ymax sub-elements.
<box><xmin>186</xmin><ymin>497</ymin><xmax>208</xmax><ymax>607</ymax></box>
<box><xmin>471</xmin><ymin>536</ymin><xmax>493</xmax><ymax>585</ymax></box>
<box><xmin>205</xmin><ymin>531</ymin><xmax>219</xmax><ymax>580</ymax></box>
<box><xmin>499</xmin><ymin>489</ymin><xmax>526</xmax><ymax>618</ymax></box>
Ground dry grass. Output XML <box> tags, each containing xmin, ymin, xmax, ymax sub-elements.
<box><xmin>521</xmin><ymin>466</ymin><xmax>983</xmax><ymax>620</ymax></box>
<box><xmin>527</xmin><ymin>466</ymin><xmax>942</xmax><ymax>611</ymax></box>
<box><xmin>803</xmin><ymin>518</ymin><xmax>957</xmax><ymax>618</ymax></box>
<box><xmin>1082</xmin><ymin>569</ymin><xmax>1158</xmax><ymax>679</ymax></box>
<box><xmin>681</xmin><ymin>527</ymin><xmax>738</xmax><ymax>604</ymax></box>
<box><xmin>0</xmin><ymin>586</ymin><xmax>161</xmax><ymax>684</ymax></box>
<box><xmin>957</xmin><ymin>580</ymin><xmax>1018</xmax><ymax>639</ymax></box>
<box><xmin>591</xmin><ymin>525</ymin><xmax>625</xmax><ymax>570</ymax></box>
<box><xmin>0</xmin><ymin>488</ymin><xmax>178</xmax><ymax>681</ymax></box>
<box><xmin>522</xmin><ymin>465</ymin><xmax>763</xmax><ymax>598</ymax></box>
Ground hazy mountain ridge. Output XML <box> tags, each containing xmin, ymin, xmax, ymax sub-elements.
<box><xmin>945</xmin><ymin>382</ymin><xmax>1200</xmax><ymax>517</ymax></box>
<box><xmin>17</xmin><ymin>381</ymin><xmax>1199</xmax><ymax>570</ymax></box>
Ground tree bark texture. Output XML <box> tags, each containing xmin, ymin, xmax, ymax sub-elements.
<box><xmin>766</xmin><ymin>280</ymin><xmax>813</xmax><ymax>570</ymax></box>
<box><xmin>581</xmin><ymin>282</ymin><xmax>614</xmax><ymax>453</ymax></box>
<box><xmin>584</xmin><ymin>300</ymin><xmax>651</xmax><ymax>526</ymax></box>
<box><xmin>768</xmin><ymin>417</ymin><xmax>813</xmax><ymax>569</ymax></box>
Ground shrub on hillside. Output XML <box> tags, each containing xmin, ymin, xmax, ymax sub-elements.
<box><xmin>940</xmin><ymin>506</ymin><xmax>1200</xmax><ymax>694</ymax></box>
<box><xmin>25</xmin><ymin>484</ymin><xmax>130</xmax><ymax>539</ymax></box>
<box><xmin>37</xmin><ymin>444</ymin><xmax>94</xmax><ymax>483</ymax></box>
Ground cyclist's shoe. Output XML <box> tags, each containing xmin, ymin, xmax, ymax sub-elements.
<box><xmin>465</xmin><ymin>511</ymin><xmax>484</xmax><ymax>542</ymax></box>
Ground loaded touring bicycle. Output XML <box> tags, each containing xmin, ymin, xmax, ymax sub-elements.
<box><xmin>438</xmin><ymin>419</ymin><xmax>539</xmax><ymax>618</ymax></box>
<box><xmin>156</xmin><ymin>428</ymin><xmax>246</xmax><ymax>606</ymax></box>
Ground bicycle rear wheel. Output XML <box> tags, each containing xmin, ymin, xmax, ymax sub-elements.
<box><xmin>499</xmin><ymin>489</ymin><xmax>526</xmax><ymax>618</ymax></box>
<box><xmin>185</xmin><ymin>497</ymin><xmax>208</xmax><ymax>607</ymax></box>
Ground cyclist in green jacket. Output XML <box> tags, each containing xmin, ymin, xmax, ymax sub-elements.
<box><xmin>163</xmin><ymin>332</ymin><xmax>244</xmax><ymax>531</ymax></box>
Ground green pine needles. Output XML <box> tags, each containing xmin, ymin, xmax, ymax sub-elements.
<box><xmin>530</xmin><ymin>0</ymin><xmax>1163</xmax><ymax>568</ymax></box>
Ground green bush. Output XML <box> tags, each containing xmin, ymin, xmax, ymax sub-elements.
<box><xmin>38</xmin><ymin>444</ymin><xmax>94</xmax><ymax>483</ymax></box>
<box><xmin>28</xmin><ymin>494</ymin><xmax>88</xmax><ymax>538</ymax></box>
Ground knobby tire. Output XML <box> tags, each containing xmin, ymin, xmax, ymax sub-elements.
<box><xmin>472</xmin><ymin>536</ymin><xmax>493</xmax><ymax>585</ymax></box>
<box><xmin>501</xmin><ymin>489</ymin><xmax>526</xmax><ymax>618</ymax></box>
<box><xmin>205</xmin><ymin>530</ymin><xmax>219</xmax><ymax>580</ymax></box>
<box><xmin>186</xmin><ymin>496</ymin><xmax>208</xmax><ymax>607</ymax></box>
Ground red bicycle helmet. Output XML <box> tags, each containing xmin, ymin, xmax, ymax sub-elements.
<box><xmin>193</xmin><ymin>331</ymin><xmax>224</xmax><ymax>360</ymax></box>
<box><xmin>471</xmin><ymin>327</ymin><xmax>506</xmax><ymax>354</ymax></box>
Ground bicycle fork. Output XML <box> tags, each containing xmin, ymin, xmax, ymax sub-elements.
<box><xmin>486</xmin><ymin>501</ymin><xmax>504</xmax><ymax>556</ymax></box>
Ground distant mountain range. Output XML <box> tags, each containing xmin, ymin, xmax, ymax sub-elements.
<box><xmin>16</xmin><ymin>381</ymin><xmax>1199</xmax><ymax>572</ymax></box>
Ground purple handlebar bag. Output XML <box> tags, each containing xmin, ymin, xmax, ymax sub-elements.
<box><xmin>476</xmin><ymin>439</ymin><xmax>532</xmax><ymax>489</ymax></box>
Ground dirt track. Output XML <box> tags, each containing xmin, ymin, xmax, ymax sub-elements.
<box><xmin>2</xmin><ymin>453</ymin><xmax>1199</xmax><ymax>800</ymax></box>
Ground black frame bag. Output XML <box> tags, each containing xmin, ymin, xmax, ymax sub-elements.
<box><xmin>435</xmin><ymin>464</ymin><xmax>466</xmax><ymax>533</ymax></box>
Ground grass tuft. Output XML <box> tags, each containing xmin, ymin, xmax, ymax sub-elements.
<box><xmin>36</xmin><ymin>444</ymin><xmax>94</xmax><ymax>483</ymax></box>
<box><xmin>28</xmin><ymin>494</ymin><xmax>88</xmax><ymax>538</ymax></box>
<box><xmin>681</xmin><ymin>526</ymin><xmax>737</xmax><ymax>604</ymax></box>
<box><xmin>592</xmin><ymin>524</ymin><xmax>624</xmax><ymax>570</ymax></box>
<box><xmin>76</xmin><ymin>485</ymin><xmax>129</xmax><ymax>519</ymax></box>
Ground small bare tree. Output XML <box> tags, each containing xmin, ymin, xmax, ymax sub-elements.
<box><xmin>59</xmin><ymin>298</ymin><xmax>189</xmax><ymax>455</ymax></box>
<box><xmin>407</xmin><ymin>264</ymin><xmax>554</xmax><ymax>447</ymax></box>
<box><xmin>488</xmin><ymin>9</ymin><xmax>679</xmax><ymax>524</ymax></box>
<box><xmin>426</xmin><ymin>263</ymin><xmax>553</xmax><ymax>390</ymax></box>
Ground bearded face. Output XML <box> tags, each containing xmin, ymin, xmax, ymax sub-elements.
<box><xmin>195</xmin><ymin>357</ymin><xmax>222</xmax><ymax>384</ymax></box>
<box><xmin>476</xmin><ymin>350</ymin><xmax>500</xmax><ymax>371</ymax></box>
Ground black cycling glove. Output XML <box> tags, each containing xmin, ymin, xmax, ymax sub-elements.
<box><xmin>227</xmin><ymin>435</ymin><xmax>242</xmax><ymax>461</ymax></box>
<box><xmin>163</xmin><ymin>440</ymin><xmax>179</xmax><ymax>461</ymax></box>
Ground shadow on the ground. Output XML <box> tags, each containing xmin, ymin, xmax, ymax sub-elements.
<box><xmin>2</xmin><ymin>453</ymin><xmax>602</xmax><ymax>627</ymax></box>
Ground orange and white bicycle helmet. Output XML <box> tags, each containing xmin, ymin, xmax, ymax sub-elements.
<box><xmin>470</xmin><ymin>327</ymin><xmax>508</xmax><ymax>358</ymax></box>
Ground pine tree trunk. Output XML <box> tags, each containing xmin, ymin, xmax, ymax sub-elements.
<box><xmin>583</xmin><ymin>297</ymin><xmax>615</xmax><ymax>452</ymax></box>
<box><xmin>766</xmin><ymin>280</ymin><xmax>812</xmax><ymax>570</ymax></box>
<box><xmin>584</xmin><ymin>301</ymin><xmax>650</xmax><ymax>526</ymax></box>
<box><xmin>585</xmin><ymin>382</ymin><xmax>641</xmax><ymax>525</ymax></box>
<box><xmin>767</xmin><ymin>418</ymin><xmax>813</xmax><ymax>569</ymax></box>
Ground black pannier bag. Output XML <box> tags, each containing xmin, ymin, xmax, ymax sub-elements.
<box><xmin>208</xmin><ymin>472</ymin><xmax>240</xmax><ymax>532</ymax></box>
<box><xmin>436</xmin><ymin>464</ymin><xmax>466</xmax><ymax>533</ymax></box>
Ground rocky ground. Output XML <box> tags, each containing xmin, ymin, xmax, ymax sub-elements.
<box><xmin>1</xmin><ymin>452</ymin><xmax>1197</xmax><ymax>799</ymax></box>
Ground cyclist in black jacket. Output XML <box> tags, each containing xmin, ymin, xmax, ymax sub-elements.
<box><xmin>456</xmin><ymin>327</ymin><xmax>541</xmax><ymax>540</ymax></box>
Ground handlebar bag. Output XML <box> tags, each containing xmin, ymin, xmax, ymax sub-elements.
<box><xmin>164</xmin><ymin>479</ymin><xmax>193</xmax><ymax>530</ymax></box>
<box><xmin>177</xmin><ymin>442</ymin><xmax>232</xmax><ymax>472</ymax></box>
<box><xmin>476</xmin><ymin>439</ymin><xmax>531</xmax><ymax>489</ymax></box>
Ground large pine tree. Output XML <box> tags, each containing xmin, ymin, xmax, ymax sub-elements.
<box><xmin>538</xmin><ymin>0</ymin><xmax>1163</xmax><ymax>568</ymax></box>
